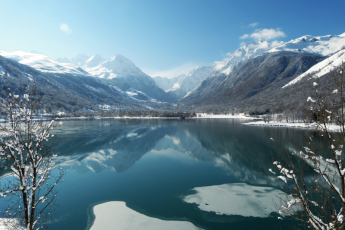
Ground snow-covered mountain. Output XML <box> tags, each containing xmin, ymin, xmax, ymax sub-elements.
<box><xmin>84</xmin><ymin>54</ymin><xmax>147</xmax><ymax>79</ymax></box>
<box><xmin>155</xmin><ymin>40</ymin><xmax>284</xmax><ymax>100</ymax></box>
<box><xmin>0</xmin><ymin>54</ymin><xmax>147</xmax><ymax>112</ymax></box>
<box><xmin>81</xmin><ymin>54</ymin><xmax>174</xmax><ymax>102</ymax></box>
<box><xmin>0</xmin><ymin>51</ymin><xmax>90</xmax><ymax>76</ymax></box>
<box><xmin>0</xmin><ymin>50</ymin><xmax>173</xmax><ymax>103</ymax></box>
<box><xmin>181</xmin><ymin>32</ymin><xmax>345</xmax><ymax>112</ymax></box>
<box><xmin>212</xmin><ymin>32</ymin><xmax>345</xmax><ymax>79</ymax></box>
<box><xmin>167</xmin><ymin>66</ymin><xmax>215</xmax><ymax>99</ymax></box>
<box><xmin>276</xmin><ymin>33</ymin><xmax>345</xmax><ymax>88</ymax></box>
<box><xmin>3</xmin><ymin>31</ymin><xmax>344</xmax><ymax>111</ymax></box>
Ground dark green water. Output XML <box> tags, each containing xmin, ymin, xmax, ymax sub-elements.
<box><xmin>0</xmin><ymin>119</ymin><xmax>312</xmax><ymax>229</ymax></box>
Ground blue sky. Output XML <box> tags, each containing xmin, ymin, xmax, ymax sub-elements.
<box><xmin>0</xmin><ymin>0</ymin><xmax>344</xmax><ymax>77</ymax></box>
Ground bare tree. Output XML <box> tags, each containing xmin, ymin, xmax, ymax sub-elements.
<box><xmin>269</xmin><ymin>63</ymin><xmax>345</xmax><ymax>229</ymax></box>
<box><xmin>0</xmin><ymin>86</ymin><xmax>64</xmax><ymax>230</ymax></box>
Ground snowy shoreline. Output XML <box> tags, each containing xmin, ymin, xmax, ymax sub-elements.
<box><xmin>55</xmin><ymin>113</ymin><xmax>256</xmax><ymax>121</ymax></box>
<box><xmin>56</xmin><ymin>113</ymin><xmax>257</xmax><ymax>120</ymax></box>
<box><xmin>244</xmin><ymin>120</ymin><xmax>342</xmax><ymax>132</ymax></box>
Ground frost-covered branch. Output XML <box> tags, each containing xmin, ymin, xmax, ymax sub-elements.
<box><xmin>0</xmin><ymin>85</ymin><xmax>64</xmax><ymax>230</ymax></box>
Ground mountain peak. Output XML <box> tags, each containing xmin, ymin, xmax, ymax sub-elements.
<box><xmin>103</xmin><ymin>54</ymin><xmax>139</xmax><ymax>73</ymax></box>
<box><xmin>84</xmin><ymin>54</ymin><xmax>105</xmax><ymax>68</ymax></box>
<box><xmin>109</xmin><ymin>54</ymin><xmax>134</xmax><ymax>65</ymax></box>
<box><xmin>84</xmin><ymin>54</ymin><xmax>147</xmax><ymax>79</ymax></box>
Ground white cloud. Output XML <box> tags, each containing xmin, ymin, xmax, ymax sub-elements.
<box><xmin>143</xmin><ymin>63</ymin><xmax>198</xmax><ymax>79</ymax></box>
<box><xmin>247</xmin><ymin>40</ymin><xmax>283</xmax><ymax>50</ymax></box>
<box><xmin>248</xmin><ymin>22</ymin><xmax>259</xmax><ymax>27</ymax></box>
<box><xmin>240</xmin><ymin>34</ymin><xmax>249</xmax><ymax>39</ymax></box>
<box><xmin>240</xmin><ymin>28</ymin><xmax>286</xmax><ymax>40</ymax></box>
<box><xmin>60</xmin><ymin>23</ymin><xmax>72</xmax><ymax>34</ymax></box>
<box><xmin>233</xmin><ymin>50</ymin><xmax>243</xmax><ymax>57</ymax></box>
<box><xmin>271</xmin><ymin>40</ymin><xmax>283</xmax><ymax>47</ymax></box>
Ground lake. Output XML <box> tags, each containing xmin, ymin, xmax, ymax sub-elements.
<box><xmin>0</xmin><ymin>119</ymin><xmax>312</xmax><ymax>229</ymax></box>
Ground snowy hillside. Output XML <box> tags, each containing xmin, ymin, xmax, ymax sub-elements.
<box><xmin>125</xmin><ymin>88</ymin><xmax>159</xmax><ymax>103</ymax></box>
<box><xmin>283</xmin><ymin>48</ymin><xmax>345</xmax><ymax>88</ymax></box>
<box><xmin>0</xmin><ymin>51</ymin><xmax>90</xmax><ymax>76</ymax></box>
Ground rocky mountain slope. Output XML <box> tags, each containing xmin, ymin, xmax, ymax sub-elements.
<box><xmin>180</xmin><ymin>51</ymin><xmax>325</xmax><ymax>112</ymax></box>
<box><xmin>154</xmin><ymin>40</ymin><xmax>285</xmax><ymax>100</ymax></box>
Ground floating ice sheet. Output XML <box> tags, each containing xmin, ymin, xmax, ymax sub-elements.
<box><xmin>89</xmin><ymin>201</ymin><xmax>201</xmax><ymax>230</ymax></box>
<box><xmin>183</xmin><ymin>183</ymin><xmax>287</xmax><ymax>218</ymax></box>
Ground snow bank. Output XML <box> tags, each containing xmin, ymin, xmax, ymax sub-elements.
<box><xmin>183</xmin><ymin>183</ymin><xmax>287</xmax><ymax>218</ymax></box>
<box><xmin>195</xmin><ymin>113</ymin><xmax>255</xmax><ymax>119</ymax></box>
<box><xmin>244</xmin><ymin>120</ymin><xmax>342</xmax><ymax>132</ymax></box>
<box><xmin>244</xmin><ymin>121</ymin><xmax>308</xmax><ymax>129</ymax></box>
<box><xmin>0</xmin><ymin>219</ymin><xmax>25</xmax><ymax>230</ymax></box>
<box><xmin>89</xmin><ymin>201</ymin><xmax>201</xmax><ymax>230</ymax></box>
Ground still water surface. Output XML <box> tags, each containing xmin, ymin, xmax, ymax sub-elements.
<box><xmin>0</xmin><ymin>119</ymin><xmax>312</xmax><ymax>229</ymax></box>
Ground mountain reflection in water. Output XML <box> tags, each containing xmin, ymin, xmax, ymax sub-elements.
<box><xmin>52</xmin><ymin>119</ymin><xmax>309</xmax><ymax>186</ymax></box>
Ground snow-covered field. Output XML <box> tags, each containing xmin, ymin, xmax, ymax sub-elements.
<box><xmin>89</xmin><ymin>201</ymin><xmax>201</xmax><ymax>230</ymax></box>
<box><xmin>182</xmin><ymin>183</ymin><xmax>288</xmax><ymax>218</ymax></box>
<box><xmin>244</xmin><ymin>120</ymin><xmax>342</xmax><ymax>132</ymax></box>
